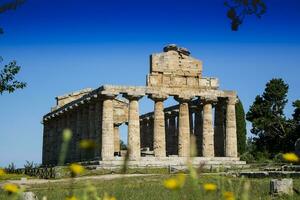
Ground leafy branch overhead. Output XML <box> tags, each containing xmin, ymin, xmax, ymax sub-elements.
<box><xmin>0</xmin><ymin>0</ymin><xmax>25</xmax><ymax>34</ymax></box>
<box><xmin>225</xmin><ymin>0</ymin><xmax>267</xmax><ymax>31</ymax></box>
<box><xmin>0</xmin><ymin>61</ymin><xmax>26</xmax><ymax>94</ymax></box>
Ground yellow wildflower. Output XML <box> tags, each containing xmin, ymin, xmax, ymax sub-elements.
<box><xmin>65</xmin><ymin>196</ymin><xmax>78</xmax><ymax>200</ymax></box>
<box><xmin>63</xmin><ymin>129</ymin><xmax>72</xmax><ymax>142</ymax></box>
<box><xmin>0</xmin><ymin>168</ymin><xmax>6</xmax><ymax>176</ymax></box>
<box><xmin>223</xmin><ymin>191</ymin><xmax>235</xmax><ymax>200</ymax></box>
<box><xmin>103</xmin><ymin>193</ymin><xmax>117</xmax><ymax>200</ymax></box>
<box><xmin>79</xmin><ymin>139</ymin><xmax>96</xmax><ymax>149</ymax></box>
<box><xmin>176</xmin><ymin>173</ymin><xmax>186</xmax><ymax>185</ymax></box>
<box><xmin>2</xmin><ymin>183</ymin><xmax>20</xmax><ymax>194</ymax></box>
<box><xmin>163</xmin><ymin>173</ymin><xmax>186</xmax><ymax>190</ymax></box>
<box><xmin>69</xmin><ymin>163</ymin><xmax>84</xmax><ymax>176</ymax></box>
<box><xmin>283</xmin><ymin>153</ymin><xmax>299</xmax><ymax>162</ymax></box>
<box><xmin>203</xmin><ymin>183</ymin><xmax>217</xmax><ymax>191</ymax></box>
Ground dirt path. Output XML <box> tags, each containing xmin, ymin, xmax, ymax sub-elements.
<box><xmin>1</xmin><ymin>174</ymin><xmax>157</xmax><ymax>186</ymax></box>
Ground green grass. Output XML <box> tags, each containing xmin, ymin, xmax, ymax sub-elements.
<box><xmin>0</xmin><ymin>173</ymin><xmax>31</xmax><ymax>181</ymax></box>
<box><xmin>1</xmin><ymin>174</ymin><xmax>300</xmax><ymax>200</ymax></box>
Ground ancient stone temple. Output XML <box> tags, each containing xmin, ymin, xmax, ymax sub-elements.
<box><xmin>42</xmin><ymin>44</ymin><xmax>245</xmax><ymax>167</ymax></box>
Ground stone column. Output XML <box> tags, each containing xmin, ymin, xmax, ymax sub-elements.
<box><xmin>82</xmin><ymin>105</ymin><xmax>89</xmax><ymax>161</ymax></box>
<box><xmin>175</xmin><ymin>97</ymin><xmax>192</xmax><ymax>157</ymax></box>
<box><xmin>124</xmin><ymin>95</ymin><xmax>143</xmax><ymax>160</ymax></box>
<box><xmin>194</xmin><ymin>107</ymin><xmax>203</xmax><ymax>156</ymax></box>
<box><xmin>42</xmin><ymin>121</ymin><xmax>49</xmax><ymax>165</ymax></box>
<box><xmin>66</xmin><ymin>113</ymin><xmax>72</xmax><ymax>163</ymax></box>
<box><xmin>225</xmin><ymin>97</ymin><xmax>238</xmax><ymax>157</ymax></box>
<box><xmin>145</xmin><ymin>117</ymin><xmax>154</xmax><ymax>150</ymax></box>
<box><xmin>69</xmin><ymin>111</ymin><xmax>77</xmax><ymax>163</ymax></box>
<box><xmin>150</xmin><ymin>95</ymin><xmax>168</xmax><ymax>157</ymax></box>
<box><xmin>89</xmin><ymin>103</ymin><xmax>96</xmax><ymax>141</ymax></box>
<box><xmin>94</xmin><ymin>100</ymin><xmax>102</xmax><ymax>159</ymax></box>
<box><xmin>75</xmin><ymin>108</ymin><xmax>82</xmax><ymax>162</ymax></box>
<box><xmin>168</xmin><ymin>112</ymin><xmax>177</xmax><ymax>155</ymax></box>
<box><xmin>101</xmin><ymin>95</ymin><xmax>115</xmax><ymax>161</ymax></box>
<box><xmin>88</xmin><ymin>103</ymin><xmax>96</xmax><ymax>160</ymax></box>
<box><xmin>202</xmin><ymin>99</ymin><xmax>215</xmax><ymax>157</ymax></box>
<box><xmin>114</xmin><ymin>123</ymin><xmax>121</xmax><ymax>155</ymax></box>
<box><xmin>214</xmin><ymin>100</ymin><xmax>225</xmax><ymax>157</ymax></box>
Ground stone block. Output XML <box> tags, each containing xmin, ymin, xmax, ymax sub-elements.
<box><xmin>21</xmin><ymin>192</ymin><xmax>39</xmax><ymax>200</ymax></box>
<box><xmin>270</xmin><ymin>179</ymin><xmax>293</xmax><ymax>195</ymax></box>
<box><xmin>187</xmin><ymin>77</ymin><xmax>198</xmax><ymax>87</ymax></box>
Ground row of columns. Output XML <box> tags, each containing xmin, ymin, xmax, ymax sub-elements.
<box><xmin>101</xmin><ymin>94</ymin><xmax>238</xmax><ymax>161</ymax></box>
<box><xmin>43</xmin><ymin>100</ymin><xmax>103</xmax><ymax>165</ymax></box>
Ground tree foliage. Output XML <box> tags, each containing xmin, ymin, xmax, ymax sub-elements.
<box><xmin>0</xmin><ymin>0</ymin><xmax>26</xmax><ymax>95</ymax></box>
<box><xmin>236</xmin><ymin>98</ymin><xmax>247</xmax><ymax>154</ymax></box>
<box><xmin>225</xmin><ymin>0</ymin><xmax>267</xmax><ymax>31</ymax></box>
<box><xmin>0</xmin><ymin>0</ymin><xmax>25</xmax><ymax>34</ymax></box>
<box><xmin>246</xmin><ymin>78</ymin><xmax>299</xmax><ymax>155</ymax></box>
<box><xmin>0</xmin><ymin>61</ymin><xmax>26</xmax><ymax>94</ymax></box>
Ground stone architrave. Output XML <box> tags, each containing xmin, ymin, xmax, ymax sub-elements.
<box><xmin>175</xmin><ymin>96</ymin><xmax>192</xmax><ymax>157</ymax></box>
<box><xmin>225</xmin><ymin>97</ymin><xmax>238</xmax><ymax>157</ymax></box>
<box><xmin>101</xmin><ymin>95</ymin><xmax>116</xmax><ymax>161</ymax></box>
<box><xmin>150</xmin><ymin>94</ymin><xmax>168</xmax><ymax>157</ymax></box>
<box><xmin>124</xmin><ymin>94</ymin><xmax>143</xmax><ymax>160</ymax></box>
<box><xmin>202</xmin><ymin>98</ymin><xmax>215</xmax><ymax>157</ymax></box>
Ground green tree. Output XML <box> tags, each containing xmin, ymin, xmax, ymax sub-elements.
<box><xmin>284</xmin><ymin>100</ymin><xmax>300</xmax><ymax>149</ymax></box>
<box><xmin>0</xmin><ymin>61</ymin><xmax>26</xmax><ymax>94</ymax></box>
<box><xmin>292</xmin><ymin>100</ymin><xmax>300</xmax><ymax>124</ymax></box>
<box><xmin>120</xmin><ymin>140</ymin><xmax>127</xmax><ymax>150</ymax></box>
<box><xmin>246</xmin><ymin>78</ymin><xmax>290</xmax><ymax>155</ymax></box>
<box><xmin>0</xmin><ymin>0</ymin><xmax>26</xmax><ymax>95</ymax></box>
<box><xmin>236</xmin><ymin>98</ymin><xmax>247</xmax><ymax>154</ymax></box>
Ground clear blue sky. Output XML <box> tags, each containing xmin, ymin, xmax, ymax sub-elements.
<box><xmin>0</xmin><ymin>0</ymin><xmax>299</xmax><ymax>167</ymax></box>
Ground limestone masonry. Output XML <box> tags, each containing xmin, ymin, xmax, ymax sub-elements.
<box><xmin>42</xmin><ymin>44</ymin><xmax>244</xmax><ymax>167</ymax></box>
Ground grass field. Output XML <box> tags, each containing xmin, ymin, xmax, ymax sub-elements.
<box><xmin>1</xmin><ymin>174</ymin><xmax>300</xmax><ymax>200</ymax></box>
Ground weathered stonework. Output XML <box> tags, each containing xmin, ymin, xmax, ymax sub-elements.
<box><xmin>202</xmin><ymin>100</ymin><xmax>215</xmax><ymax>157</ymax></box>
<box><xmin>42</xmin><ymin>44</ymin><xmax>242</xmax><ymax>167</ymax></box>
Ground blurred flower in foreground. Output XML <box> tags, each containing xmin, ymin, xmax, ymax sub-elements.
<box><xmin>65</xmin><ymin>196</ymin><xmax>78</xmax><ymax>200</ymax></box>
<box><xmin>283</xmin><ymin>153</ymin><xmax>299</xmax><ymax>162</ymax></box>
<box><xmin>69</xmin><ymin>163</ymin><xmax>84</xmax><ymax>177</ymax></box>
<box><xmin>203</xmin><ymin>183</ymin><xmax>217</xmax><ymax>191</ymax></box>
<box><xmin>223</xmin><ymin>191</ymin><xmax>235</xmax><ymax>200</ymax></box>
<box><xmin>163</xmin><ymin>173</ymin><xmax>186</xmax><ymax>190</ymax></box>
<box><xmin>0</xmin><ymin>168</ymin><xmax>5</xmax><ymax>176</ymax></box>
<box><xmin>2</xmin><ymin>183</ymin><xmax>20</xmax><ymax>194</ymax></box>
<box><xmin>103</xmin><ymin>193</ymin><xmax>117</xmax><ymax>200</ymax></box>
<box><xmin>63</xmin><ymin>129</ymin><xmax>72</xmax><ymax>142</ymax></box>
<box><xmin>79</xmin><ymin>139</ymin><xmax>96</xmax><ymax>149</ymax></box>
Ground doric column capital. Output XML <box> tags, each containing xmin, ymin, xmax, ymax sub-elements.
<box><xmin>102</xmin><ymin>93</ymin><xmax>117</xmax><ymax>100</ymax></box>
<box><xmin>227</xmin><ymin>96</ymin><xmax>238</xmax><ymax>105</ymax></box>
<box><xmin>114</xmin><ymin>122</ymin><xmax>122</xmax><ymax>127</ymax></box>
<box><xmin>174</xmin><ymin>95</ymin><xmax>194</xmax><ymax>103</ymax></box>
<box><xmin>149</xmin><ymin>93</ymin><xmax>168</xmax><ymax>102</ymax></box>
<box><xmin>123</xmin><ymin>94</ymin><xmax>144</xmax><ymax>101</ymax></box>
<box><xmin>200</xmin><ymin>96</ymin><xmax>218</xmax><ymax>105</ymax></box>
